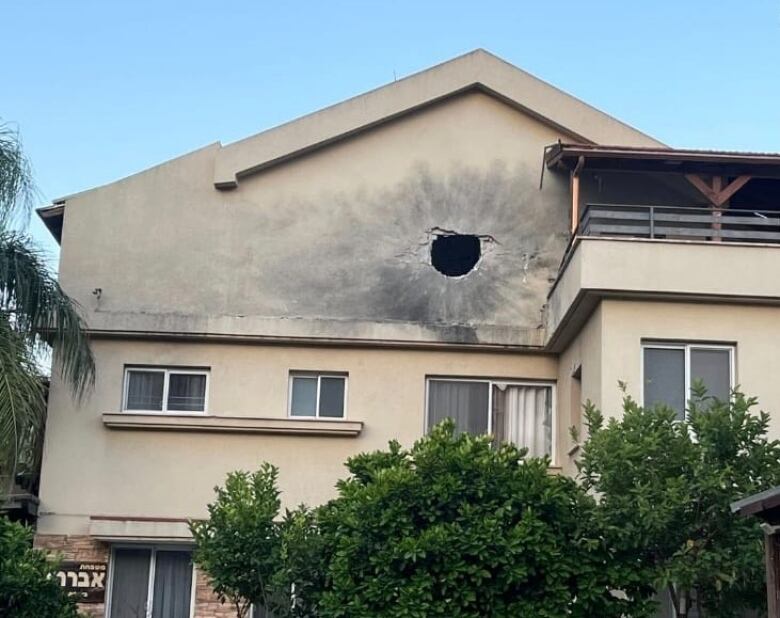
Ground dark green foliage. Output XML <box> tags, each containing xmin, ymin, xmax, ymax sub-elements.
<box><xmin>190</xmin><ymin>464</ymin><xmax>288</xmax><ymax>618</ymax></box>
<box><xmin>292</xmin><ymin>422</ymin><xmax>643</xmax><ymax>618</ymax></box>
<box><xmin>0</xmin><ymin>516</ymin><xmax>80</xmax><ymax>618</ymax></box>
<box><xmin>195</xmin><ymin>395</ymin><xmax>780</xmax><ymax>618</ymax></box>
<box><xmin>578</xmin><ymin>386</ymin><xmax>780</xmax><ymax>617</ymax></box>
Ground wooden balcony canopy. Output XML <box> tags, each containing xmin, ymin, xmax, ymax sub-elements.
<box><xmin>546</xmin><ymin>143</ymin><xmax>780</xmax><ymax>233</ymax></box>
<box><xmin>546</xmin><ymin>143</ymin><xmax>780</xmax><ymax>178</ymax></box>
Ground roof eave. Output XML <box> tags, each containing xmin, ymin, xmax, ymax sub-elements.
<box><xmin>36</xmin><ymin>203</ymin><xmax>65</xmax><ymax>244</ymax></box>
<box><xmin>546</xmin><ymin>143</ymin><xmax>780</xmax><ymax>177</ymax></box>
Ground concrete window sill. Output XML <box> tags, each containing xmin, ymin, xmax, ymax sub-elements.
<box><xmin>102</xmin><ymin>413</ymin><xmax>363</xmax><ymax>437</ymax></box>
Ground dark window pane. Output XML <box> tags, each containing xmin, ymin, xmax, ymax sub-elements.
<box><xmin>126</xmin><ymin>371</ymin><xmax>164</xmax><ymax>411</ymax></box>
<box><xmin>427</xmin><ymin>380</ymin><xmax>489</xmax><ymax>435</ymax></box>
<box><xmin>644</xmin><ymin>348</ymin><xmax>685</xmax><ymax>420</ymax></box>
<box><xmin>290</xmin><ymin>377</ymin><xmax>317</xmax><ymax>416</ymax></box>
<box><xmin>691</xmin><ymin>348</ymin><xmax>731</xmax><ymax>402</ymax></box>
<box><xmin>151</xmin><ymin>551</ymin><xmax>192</xmax><ymax>618</ymax></box>
<box><xmin>319</xmin><ymin>378</ymin><xmax>345</xmax><ymax>418</ymax></box>
<box><xmin>167</xmin><ymin>374</ymin><xmax>207</xmax><ymax>412</ymax></box>
<box><xmin>110</xmin><ymin>548</ymin><xmax>151</xmax><ymax>618</ymax></box>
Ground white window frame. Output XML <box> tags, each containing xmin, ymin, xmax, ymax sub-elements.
<box><xmin>640</xmin><ymin>342</ymin><xmax>735</xmax><ymax>419</ymax></box>
<box><xmin>105</xmin><ymin>544</ymin><xmax>196</xmax><ymax>618</ymax></box>
<box><xmin>287</xmin><ymin>372</ymin><xmax>348</xmax><ymax>419</ymax></box>
<box><xmin>424</xmin><ymin>377</ymin><xmax>557</xmax><ymax>464</ymax></box>
<box><xmin>122</xmin><ymin>367</ymin><xmax>210</xmax><ymax>415</ymax></box>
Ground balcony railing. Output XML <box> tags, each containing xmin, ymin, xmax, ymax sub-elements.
<box><xmin>578</xmin><ymin>204</ymin><xmax>780</xmax><ymax>244</ymax></box>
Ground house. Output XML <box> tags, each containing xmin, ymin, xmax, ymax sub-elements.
<box><xmin>34</xmin><ymin>49</ymin><xmax>780</xmax><ymax>617</ymax></box>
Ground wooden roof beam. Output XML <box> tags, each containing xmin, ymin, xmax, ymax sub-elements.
<box><xmin>685</xmin><ymin>174</ymin><xmax>752</xmax><ymax>207</ymax></box>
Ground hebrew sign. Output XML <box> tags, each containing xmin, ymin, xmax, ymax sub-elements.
<box><xmin>54</xmin><ymin>562</ymin><xmax>107</xmax><ymax>603</ymax></box>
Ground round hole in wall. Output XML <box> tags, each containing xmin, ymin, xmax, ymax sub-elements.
<box><xmin>430</xmin><ymin>234</ymin><xmax>481</xmax><ymax>277</ymax></box>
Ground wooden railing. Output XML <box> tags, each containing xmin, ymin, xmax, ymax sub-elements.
<box><xmin>578</xmin><ymin>204</ymin><xmax>780</xmax><ymax>243</ymax></box>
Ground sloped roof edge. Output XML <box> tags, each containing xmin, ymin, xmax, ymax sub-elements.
<box><xmin>213</xmin><ymin>49</ymin><xmax>665</xmax><ymax>189</ymax></box>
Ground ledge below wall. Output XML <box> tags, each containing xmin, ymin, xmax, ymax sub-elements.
<box><xmin>102</xmin><ymin>413</ymin><xmax>363</xmax><ymax>437</ymax></box>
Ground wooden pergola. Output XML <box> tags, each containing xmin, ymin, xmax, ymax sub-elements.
<box><xmin>732</xmin><ymin>486</ymin><xmax>780</xmax><ymax>617</ymax></box>
<box><xmin>545</xmin><ymin>143</ymin><xmax>780</xmax><ymax>234</ymax></box>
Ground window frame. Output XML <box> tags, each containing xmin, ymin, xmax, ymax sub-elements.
<box><xmin>122</xmin><ymin>366</ymin><xmax>210</xmax><ymax>415</ymax></box>
<box><xmin>640</xmin><ymin>342</ymin><xmax>735</xmax><ymax>419</ymax></box>
<box><xmin>287</xmin><ymin>372</ymin><xmax>348</xmax><ymax>420</ymax></box>
<box><xmin>424</xmin><ymin>376</ymin><xmax>557</xmax><ymax>464</ymax></box>
<box><xmin>105</xmin><ymin>544</ymin><xmax>197</xmax><ymax>618</ymax></box>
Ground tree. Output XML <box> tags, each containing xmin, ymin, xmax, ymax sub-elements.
<box><xmin>193</xmin><ymin>424</ymin><xmax>658</xmax><ymax>618</ymax></box>
<box><xmin>190</xmin><ymin>464</ymin><xmax>289</xmax><ymax>618</ymax></box>
<box><xmin>0</xmin><ymin>516</ymin><xmax>81</xmax><ymax>617</ymax></box>
<box><xmin>0</xmin><ymin>121</ymin><xmax>94</xmax><ymax>496</ymax></box>
<box><xmin>297</xmin><ymin>422</ymin><xmax>645</xmax><ymax>618</ymax></box>
<box><xmin>578</xmin><ymin>386</ymin><xmax>780</xmax><ymax>618</ymax></box>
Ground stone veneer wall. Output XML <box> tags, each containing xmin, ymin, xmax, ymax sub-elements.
<box><xmin>34</xmin><ymin>534</ymin><xmax>235</xmax><ymax>618</ymax></box>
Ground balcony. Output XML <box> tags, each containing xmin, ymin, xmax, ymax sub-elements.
<box><xmin>546</xmin><ymin>206</ymin><xmax>780</xmax><ymax>351</ymax></box>
<box><xmin>543</xmin><ymin>143</ymin><xmax>780</xmax><ymax>350</ymax></box>
<box><xmin>579</xmin><ymin>203</ymin><xmax>780</xmax><ymax>244</ymax></box>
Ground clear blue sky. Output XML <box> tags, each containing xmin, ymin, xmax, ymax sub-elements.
<box><xmin>4</xmin><ymin>0</ymin><xmax>780</xmax><ymax>259</ymax></box>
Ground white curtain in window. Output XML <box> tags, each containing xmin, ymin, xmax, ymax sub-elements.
<box><xmin>494</xmin><ymin>384</ymin><xmax>551</xmax><ymax>458</ymax></box>
<box><xmin>126</xmin><ymin>371</ymin><xmax>164</xmax><ymax>410</ymax></box>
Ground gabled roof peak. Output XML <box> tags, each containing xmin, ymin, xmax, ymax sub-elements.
<box><xmin>213</xmin><ymin>49</ymin><xmax>664</xmax><ymax>189</ymax></box>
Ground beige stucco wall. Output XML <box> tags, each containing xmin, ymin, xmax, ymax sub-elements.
<box><xmin>547</xmin><ymin>238</ymin><xmax>780</xmax><ymax>342</ymax></box>
<box><xmin>57</xmin><ymin>91</ymin><xmax>576</xmax><ymax>348</ymax></box>
<box><xmin>556</xmin><ymin>305</ymin><xmax>603</xmax><ymax>475</ymax></box>
<box><xmin>38</xmin><ymin>339</ymin><xmax>557</xmax><ymax>535</ymax></box>
<box><xmin>554</xmin><ymin>297</ymin><xmax>780</xmax><ymax>477</ymax></box>
<box><xmin>597</xmin><ymin>300</ymin><xmax>780</xmax><ymax>432</ymax></box>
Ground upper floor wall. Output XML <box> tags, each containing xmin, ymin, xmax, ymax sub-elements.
<box><xmin>56</xmin><ymin>92</ymin><xmax>571</xmax><ymax>346</ymax></box>
<box><xmin>48</xmin><ymin>50</ymin><xmax>663</xmax><ymax>349</ymax></box>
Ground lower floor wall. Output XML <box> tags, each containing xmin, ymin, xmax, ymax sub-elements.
<box><xmin>34</xmin><ymin>534</ymin><xmax>236</xmax><ymax>618</ymax></box>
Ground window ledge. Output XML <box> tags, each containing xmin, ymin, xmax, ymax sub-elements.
<box><xmin>102</xmin><ymin>413</ymin><xmax>363</xmax><ymax>437</ymax></box>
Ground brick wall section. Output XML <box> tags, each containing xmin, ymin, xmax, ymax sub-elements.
<box><xmin>34</xmin><ymin>534</ymin><xmax>109</xmax><ymax>618</ymax></box>
<box><xmin>194</xmin><ymin>568</ymin><xmax>239</xmax><ymax>618</ymax></box>
<box><xmin>34</xmin><ymin>534</ymin><xmax>237</xmax><ymax>618</ymax></box>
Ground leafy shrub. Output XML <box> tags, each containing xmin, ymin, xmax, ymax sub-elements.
<box><xmin>578</xmin><ymin>387</ymin><xmax>780</xmax><ymax>617</ymax></box>
<box><xmin>0</xmin><ymin>516</ymin><xmax>80</xmax><ymax>618</ymax></box>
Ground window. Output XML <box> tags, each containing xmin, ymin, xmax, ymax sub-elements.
<box><xmin>123</xmin><ymin>367</ymin><xmax>209</xmax><ymax>413</ymax></box>
<box><xmin>108</xmin><ymin>547</ymin><xmax>193</xmax><ymax>618</ymax></box>
<box><xmin>642</xmin><ymin>343</ymin><xmax>734</xmax><ymax>420</ymax></box>
<box><xmin>289</xmin><ymin>373</ymin><xmax>346</xmax><ymax>419</ymax></box>
<box><xmin>426</xmin><ymin>378</ymin><xmax>554</xmax><ymax>458</ymax></box>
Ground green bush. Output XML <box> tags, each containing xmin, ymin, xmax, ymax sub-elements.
<box><xmin>190</xmin><ymin>463</ymin><xmax>287</xmax><ymax>618</ymax></box>
<box><xmin>302</xmin><ymin>422</ymin><xmax>641</xmax><ymax>617</ymax></box>
<box><xmin>0</xmin><ymin>516</ymin><xmax>80</xmax><ymax>618</ymax></box>
<box><xmin>578</xmin><ymin>387</ymin><xmax>780</xmax><ymax>617</ymax></box>
<box><xmin>194</xmin><ymin>392</ymin><xmax>780</xmax><ymax>618</ymax></box>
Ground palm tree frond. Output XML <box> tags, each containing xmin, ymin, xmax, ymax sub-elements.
<box><xmin>0</xmin><ymin>121</ymin><xmax>35</xmax><ymax>227</ymax></box>
<box><xmin>0</xmin><ymin>314</ymin><xmax>46</xmax><ymax>495</ymax></box>
<box><xmin>0</xmin><ymin>232</ymin><xmax>95</xmax><ymax>397</ymax></box>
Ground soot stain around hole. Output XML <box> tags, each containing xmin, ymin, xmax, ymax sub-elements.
<box><xmin>430</xmin><ymin>234</ymin><xmax>481</xmax><ymax>277</ymax></box>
